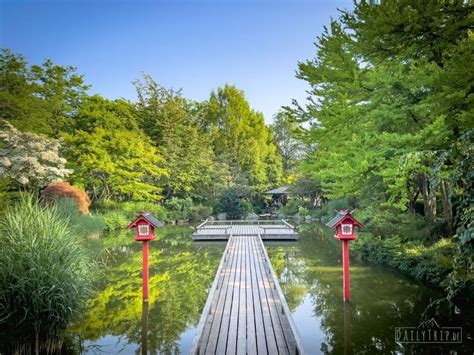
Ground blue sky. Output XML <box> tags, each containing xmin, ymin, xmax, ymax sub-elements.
<box><xmin>1</xmin><ymin>0</ymin><xmax>354</xmax><ymax>122</ymax></box>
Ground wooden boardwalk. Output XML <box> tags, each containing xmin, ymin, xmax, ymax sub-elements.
<box><xmin>190</xmin><ymin>234</ymin><xmax>304</xmax><ymax>355</ymax></box>
<box><xmin>192</xmin><ymin>220</ymin><xmax>298</xmax><ymax>241</ymax></box>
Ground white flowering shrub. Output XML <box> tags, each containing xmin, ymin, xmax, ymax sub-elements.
<box><xmin>0</xmin><ymin>121</ymin><xmax>72</xmax><ymax>188</ymax></box>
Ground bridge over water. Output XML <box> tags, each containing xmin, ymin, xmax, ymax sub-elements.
<box><xmin>190</xmin><ymin>220</ymin><xmax>304</xmax><ymax>355</ymax></box>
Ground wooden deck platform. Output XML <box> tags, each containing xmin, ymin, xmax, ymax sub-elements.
<box><xmin>190</xmin><ymin>234</ymin><xmax>304</xmax><ymax>355</ymax></box>
<box><xmin>192</xmin><ymin>220</ymin><xmax>298</xmax><ymax>241</ymax></box>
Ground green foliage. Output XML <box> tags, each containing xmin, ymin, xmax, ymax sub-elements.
<box><xmin>353</xmin><ymin>234</ymin><xmax>454</xmax><ymax>288</ymax></box>
<box><xmin>270</xmin><ymin>110</ymin><xmax>307</xmax><ymax>174</ymax></box>
<box><xmin>134</xmin><ymin>74</ymin><xmax>214</xmax><ymax>199</ymax></box>
<box><xmin>99</xmin><ymin>210</ymin><xmax>130</xmax><ymax>231</ymax></box>
<box><xmin>313</xmin><ymin>198</ymin><xmax>350</xmax><ymax>221</ymax></box>
<box><xmin>204</xmin><ymin>84</ymin><xmax>283</xmax><ymax>190</ymax></box>
<box><xmin>95</xmin><ymin>200</ymin><xmax>168</xmax><ymax>231</ymax></box>
<box><xmin>0</xmin><ymin>195</ymin><xmax>95</xmax><ymax>352</ymax></box>
<box><xmin>219</xmin><ymin>187</ymin><xmax>247</xmax><ymax>219</ymax></box>
<box><xmin>54</xmin><ymin>198</ymin><xmax>105</xmax><ymax>239</ymax></box>
<box><xmin>290</xmin><ymin>0</ymin><xmax>473</xmax><ymax>298</ymax></box>
<box><xmin>278</xmin><ymin>199</ymin><xmax>303</xmax><ymax>216</ymax></box>
<box><xmin>0</xmin><ymin>49</ymin><xmax>89</xmax><ymax>137</ymax></box>
<box><xmin>165</xmin><ymin>197</ymin><xmax>212</xmax><ymax>222</ymax></box>
<box><xmin>64</xmin><ymin>96</ymin><xmax>168</xmax><ymax>201</ymax></box>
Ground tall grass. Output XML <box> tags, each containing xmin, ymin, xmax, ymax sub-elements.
<box><xmin>55</xmin><ymin>198</ymin><xmax>105</xmax><ymax>239</ymax></box>
<box><xmin>0</xmin><ymin>195</ymin><xmax>95</xmax><ymax>354</ymax></box>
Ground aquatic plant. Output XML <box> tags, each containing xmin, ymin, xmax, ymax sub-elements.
<box><xmin>0</xmin><ymin>195</ymin><xmax>95</xmax><ymax>353</ymax></box>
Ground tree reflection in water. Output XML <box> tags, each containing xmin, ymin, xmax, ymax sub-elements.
<box><xmin>266</xmin><ymin>223</ymin><xmax>473</xmax><ymax>355</ymax></box>
<box><xmin>69</xmin><ymin>226</ymin><xmax>224</xmax><ymax>354</ymax></box>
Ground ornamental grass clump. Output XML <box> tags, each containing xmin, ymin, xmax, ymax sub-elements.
<box><xmin>0</xmin><ymin>195</ymin><xmax>95</xmax><ymax>353</ymax></box>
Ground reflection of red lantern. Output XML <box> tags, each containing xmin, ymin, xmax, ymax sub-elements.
<box><xmin>128</xmin><ymin>213</ymin><xmax>163</xmax><ymax>300</ymax></box>
<box><xmin>327</xmin><ymin>210</ymin><xmax>363</xmax><ymax>302</ymax></box>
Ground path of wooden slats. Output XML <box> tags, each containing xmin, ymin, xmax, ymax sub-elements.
<box><xmin>192</xmin><ymin>221</ymin><xmax>298</xmax><ymax>241</ymax></box>
<box><xmin>190</xmin><ymin>234</ymin><xmax>304</xmax><ymax>355</ymax></box>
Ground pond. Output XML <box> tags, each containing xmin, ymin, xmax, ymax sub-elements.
<box><xmin>68</xmin><ymin>224</ymin><xmax>473</xmax><ymax>354</ymax></box>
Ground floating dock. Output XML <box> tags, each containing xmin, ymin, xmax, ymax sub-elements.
<box><xmin>192</xmin><ymin>219</ymin><xmax>298</xmax><ymax>241</ymax></box>
<box><xmin>190</xmin><ymin>222</ymin><xmax>304</xmax><ymax>355</ymax></box>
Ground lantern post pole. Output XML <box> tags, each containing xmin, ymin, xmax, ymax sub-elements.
<box><xmin>142</xmin><ymin>240</ymin><xmax>149</xmax><ymax>300</ymax></box>
<box><xmin>342</xmin><ymin>239</ymin><xmax>350</xmax><ymax>302</ymax></box>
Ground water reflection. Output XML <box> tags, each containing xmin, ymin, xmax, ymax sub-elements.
<box><xmin>69</xmin><ymin>226</ymin><xmax>224</xmax><ymax>354</ymax></box>
<box><xmin>68</xmin><ymin>224</ymin><xmax>472</xmax><ymax>354</ymax></box>
<box><xmin>343</xmin><ymin>303</ymin><xmax>352</xmax><ymax>355</ymax></box>
<box><xmin>267</xmin><ymin>223</ymin><xmax>473</xmax><ymax>354</ymax></box>
<box><xmin>141</xmin><ymin>301</ymin><xmax>148</xmax><ymax>355</ymax></box>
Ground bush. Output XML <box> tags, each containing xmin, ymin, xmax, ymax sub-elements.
<box><xmin>166</xmin><ymin>197</ymin><xmax>193</xmax><ymax>221</ymax></box>
<box><xmin>277</xmin><ymin>199</ymin><xmax>309</xmax><ymax>216</ymax></box>
<box><xmin>313</xmin><ymin>198</ymin><xmax>350</xmax><ymax>221</ymax></box>
<box><xmin>55</xmin><ymin>198</ymin><xmax>105</xmax><ymax>239</ymax></box>
<box><xmin>95</xmin><ymin>201</ymin><xmax>167</xmax><ymax>230</ymax></box>
<box><xmin>352</xmin><ymin>233</ymin><xmax>454</xmax><ymax>287</ymax></box>
<box><xmin>41</xmin><ymin>181</ymin><xmax>91</xmax><ymax>214</ymax></box>
<box><xmin>0</xmin><ymin>195</ymin><xmax>95</xmax><ymax>353</ymax></box>
<box><xmin>219</xmin><ymin>187</ymin><xmax>246</xmax><ymax>220</ymax></box>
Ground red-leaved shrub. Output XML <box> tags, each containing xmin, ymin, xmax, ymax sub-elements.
<box><xmin>41</xmin><ymin>182</ymin><xmax>91</xmax><ymax>214</ymax></box>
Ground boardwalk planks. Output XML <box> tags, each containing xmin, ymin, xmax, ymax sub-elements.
<box><xmin>190</xmin><ymin>234</ymin><xmax>304</xmax><ymax>355</ymax></box>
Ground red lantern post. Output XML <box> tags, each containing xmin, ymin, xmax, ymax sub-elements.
<box><xmin>326</xmin><ymin>210</ymin><xmax>363</xmax><ymax>302</ymax></box>
<box><xmin>128</xmin><ymin>213</ymin><xmax>163</xmax><ymax>301</ymax></box>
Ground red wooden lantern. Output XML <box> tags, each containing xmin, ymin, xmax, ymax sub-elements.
<box><xmin>128</xmin><ymin>213</ymin><xmax>163</xmax><ymax>300</ymax></box>
<box><xmin>327</xmin><ymin>210</ymin><xmax>363</xmax><ymax>302</ymax></box>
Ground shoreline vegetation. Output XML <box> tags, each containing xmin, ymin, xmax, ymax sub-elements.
<box><xmin>0</xmin><ymin>1</ymin><xmax>472</xmax><ymax>353</ymax></box>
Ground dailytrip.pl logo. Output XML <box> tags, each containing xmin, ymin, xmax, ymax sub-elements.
<box><xmin>395</xmin><ymin>318</ymin><xmax>462</xmax><ymax>344</ymax></box>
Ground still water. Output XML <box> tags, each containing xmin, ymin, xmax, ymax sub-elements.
<box><xmin>69</xmin><ymin>224</ymin><xmax>472</xmax><ymax>354</ymax></box>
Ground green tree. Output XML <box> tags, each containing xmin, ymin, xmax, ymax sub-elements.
<box><xmin>203</xmin><ymin>84</ymin><xmax>282</xmax><ymax>190</ymax></box>
<box><xmin>0</xmin><ymin>49</ymin><xmax>89</xmax><ymax>136</ymax></box>
<box><xmin>134</xmin><ymin>74</ymin><xmax>214</xmax><ymax>200</ymax></box>
<box><xmin>295</xmin><ymin>0</ymin><xmax>473</xmax><ymax>226</ymax></box>
<box><xmin>270</xmin><ymin>110</ymin><xmax>307</xmax><ymax>174</ymax></box>
<box><xmin>64</xmin><ymin>96</ymin><xmax>167</xmax><ymax>201</ymax></box>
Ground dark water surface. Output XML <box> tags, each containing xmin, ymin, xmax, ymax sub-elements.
<box><xmin>69</xmin><ymin>224</ymin><xmax>472</xmax><ymax>354</ymax></box>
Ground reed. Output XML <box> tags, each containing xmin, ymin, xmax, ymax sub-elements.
<box><xmin>0</xmin><ymin>194</ymin><xmax>95</xmax><ymax>353</ymax></box>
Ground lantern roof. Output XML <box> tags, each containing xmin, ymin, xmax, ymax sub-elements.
<box><xmin>128</xmin><ymin>212</ymin><xmax>163</xmax><ymax>229</ymax></box>
<box><xmin>326</xmin><ymin>210</ymin><xmax>363</xmax><ymax>228</ymax></box>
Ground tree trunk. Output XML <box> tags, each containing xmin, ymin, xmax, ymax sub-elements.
<box><xmin>420</xmin><ymin>173</ymin><xmax>437</xmax><ymax>220</ymax></box>
<box><xmin>440</xmin><ymin>180</ymin><xmax>453</xmax><ymax>235</ymax></box>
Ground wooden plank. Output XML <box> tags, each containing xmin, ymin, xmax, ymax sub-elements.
<box><xmin>215</xmin><ymin>236</ymin><xmax>243</xmax><ymax>354</ymax></box>
<box><xmin>254</xmin><ymin>237</ymin><xmax>290</xmax><ymax>355</ymax></box>
<box><xmin>191</xmin><ymin>233</ymin><xmax>305</xmax><ymax>355</ymax></box>
<box><xmin>224</xmin><ymin>236</ymin><xmax>244</xmax><ymax>354</ymax></box>
<box><xmin>236</xmin><ymin>237</ymin><xmax>248</xmax><ymax>355</ymax></box>
<box><xmin>190</xmin><ymin>236</ymin><xmax>235</xmax><ymax>354</ymax></box>
<box><xmin>242</xmin><ymin>235</ymin><xmax>257</xmax><ymax>355</ymax></box>
<box><xmin>202</xmin><ymin>236</ymin><xmax>240</xmax><ymax>354</ymax></box>
<box><xmin>257</xmin><ymin>235</ymin><xmax>305</xmax><ymax>355</ymax></box>
<box><xmin>250</xmin><ymin>235</ymin><xmax>279</xmax><ymax>355</ymax></box>
<box><xmin>249</xmin><ymin>236</ymin><xmax>267</xmax><ymax>355</ymax></box>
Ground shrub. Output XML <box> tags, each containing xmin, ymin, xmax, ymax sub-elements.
<box><xmin>55</xmin><ymin>198</ymin><xmax>105</xmax><ymax>239</ymax></box>
<box><xmin>352</xmin><ymin>233</ymin><xmax>453</xmax><ymax>287</ymax></box>
<box><xmin>190</xmin><ymin>204</ymin><xmax>213</xmax><ymax>221</ymax></box>
<box><xmin>41</xmin><ymin>181</ymin><xmax>91</xmax><ymax>214</ymax></box>
<box><xmin>278</xmin><ymin>199</ymin><xmax>307</xmax><ymax>216</ymax></box>
<box><xmin>166</xmin><ymin>197</ymin><xmax>194</xmax><ymax>221</ymax></box>
<box><xmin>313</xmin><ymin>198</ymin><xmax>350</xmax><ymax>221</ymax></box>
<box><xmin>0</xmin><ymin>195</ymin><xmax>95</xmax><ymax>353</ymax></box>
<box><xmin>99</xmin><ymin>210</ymin><xmax>130</xmax><ymax>231</ymax></box>
<box><xmin>95</xmin><ymin>201</ymin><xmax>167</xmax><ymax>230</ymax></box>
<box><xmin>219</xmin><ymin>187</ymin><xmax>246</xmax><ymax>220</ymax></box>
